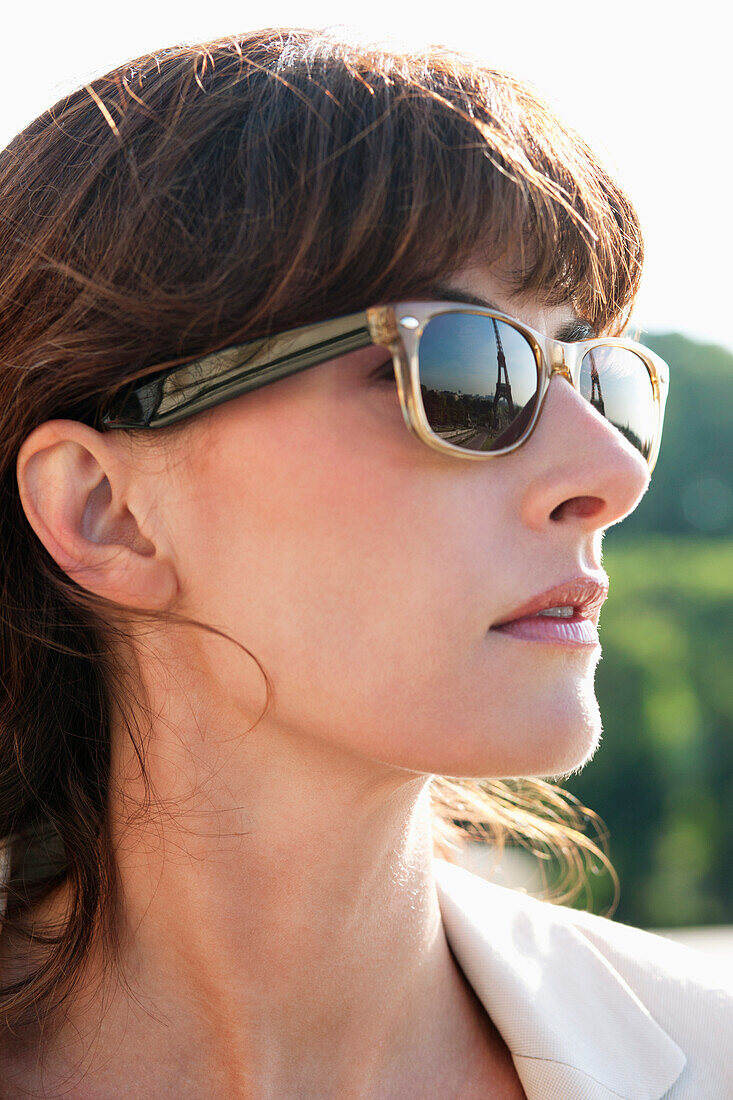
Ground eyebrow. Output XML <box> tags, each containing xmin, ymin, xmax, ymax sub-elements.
<box><xmin>426</xmin><ymin>284</ymin><xmax>595</xmax><ymax>342</ymax></box>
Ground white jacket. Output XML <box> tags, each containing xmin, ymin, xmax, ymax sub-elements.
<box><xmin>433</xmin><ymin>857</ymin><xmax>733</xmax><ymax>1099</ymax></box>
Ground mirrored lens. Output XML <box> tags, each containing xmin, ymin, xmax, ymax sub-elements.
<box><xmin>580</xmin><ymin>347</ymin><xmax>656</xmax><ymax>461</ymax></box>
<box><xmin>417</xmin><ymin>313</ymin><xmax>539</xmax><ymax>452</ymax></box>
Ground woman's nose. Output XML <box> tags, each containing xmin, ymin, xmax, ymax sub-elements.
<box><xmin>518</xmin><ymin>374</ymin><xmax>651</xmax><ymax>532</ymax></box>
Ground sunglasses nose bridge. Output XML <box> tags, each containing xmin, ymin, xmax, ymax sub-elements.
<box><xmin>547</xmin><ymin>341</ymin><xmax>572</xmax><ymax>382</ymax></box>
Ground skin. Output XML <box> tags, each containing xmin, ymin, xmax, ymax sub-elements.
<box><xmin>7</xmin><ymin>261</ymin><xmax>650</xmax><ymax>1098</ymax></box>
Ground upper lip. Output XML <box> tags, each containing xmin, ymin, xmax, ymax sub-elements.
<box><xmin>491</xmin><ymin>574</ymin><xmax>610</xmax><ymax>627</ymax></box>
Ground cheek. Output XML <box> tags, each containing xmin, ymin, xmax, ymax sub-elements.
<box><xmin>173</xmin><ymin>400</ymin><xmax>509</xmax><ymax>742</ymax></box>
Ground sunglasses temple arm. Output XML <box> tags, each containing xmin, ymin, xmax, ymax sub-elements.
<box><xmin>101</xmin><ymin>311</ymin><xmax>374</xmax><ymax>429</ymax></box>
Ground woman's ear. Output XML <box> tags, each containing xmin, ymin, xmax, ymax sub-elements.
<box><xmin>16</xmin><ymin>420</ymin><xmax>179</xmax><ymax>610</ymax></box>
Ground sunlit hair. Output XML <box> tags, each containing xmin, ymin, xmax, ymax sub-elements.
<box><xmin>0</xmin><ymin>26</ymin><xmax>633</xmax><ymax>1034</ymax></box>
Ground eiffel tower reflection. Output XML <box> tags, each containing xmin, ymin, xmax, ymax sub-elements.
<box><xmin>489</xmin><ymin>318</ymin><xmax>515</xmax><ymax>428</ymax></box>
<box><xmin>587</xmin><ymin>350</ymin><xmax>605</xmax><ymax>416</ymax></box>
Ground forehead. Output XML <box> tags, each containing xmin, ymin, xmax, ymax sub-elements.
<box><xmin>430</xmin><ymin>264</ymin><xmax>595</xmax><ymax>342</ymax></box>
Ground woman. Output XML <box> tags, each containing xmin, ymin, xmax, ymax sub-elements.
<box><xmin>0</xmin><ymin>27</ymin><xmax>728</xmax><ymax>1099</ymax></box>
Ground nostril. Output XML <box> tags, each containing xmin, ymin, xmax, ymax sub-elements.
<box><xmin>550</xmin><ymin>495</ymin><xmax>605</xmax><ymax>522</ymax></box>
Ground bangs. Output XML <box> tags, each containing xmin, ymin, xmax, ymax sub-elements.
<box><xmin>0</xmin><ymin>28</ymin><xmax>643</xmax><ymax>409</ymax></box>
<box><xmin>229</xmin><ymin>30</ymin><xmax>644</xmax><ymax>337</ymax></box>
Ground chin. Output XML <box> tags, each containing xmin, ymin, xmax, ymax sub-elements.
<box><xmin>528</xmin><ymin>694</ymin><xmax>604</xmax><ymax>782</ymax></box>
<box><xmin>449</xmin><ymin>681</ymin><xmax>604</xmax><ymax>782</ymax></box>
<box><xmin>399</xmin><ymin>700</ymin><xmax>603</xmax><ymax>783</ymax></box>
<box><xmin>511</xmin><ymin>650</ymin><xmax>604</xmax><ymax>779</ymax></box>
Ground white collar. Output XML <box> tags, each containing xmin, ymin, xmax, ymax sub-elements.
<box><xmin>433</xmin><ymin>857</ymin><xmax>687</xmax><ymax>1099</ymax></box>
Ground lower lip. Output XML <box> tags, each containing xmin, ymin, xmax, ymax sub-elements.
<box><xmin>490</xmin><ymin>615</ymin><xmax>600</xmax><ymax>646</ymax></box>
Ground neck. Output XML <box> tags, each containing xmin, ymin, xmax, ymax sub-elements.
<box><xmin>4</xmin><ymin>681</ymin><xmax>487</xmax><ymax>1098</ymax></box>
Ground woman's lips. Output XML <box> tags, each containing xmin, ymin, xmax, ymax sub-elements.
<box><xmin>491</xmin><ymin>614</ymin><xmax>600</xmax><ymax>646</ymax></box>
<box><xmin>489</xmin><ymin>575</ymin><xmax>609</xmax><ymax>647</ymax></box>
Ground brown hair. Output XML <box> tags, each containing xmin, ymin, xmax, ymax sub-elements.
<box><xmin>0</xmin><ymin>26</ymin><xmax>638</xmax><ymax>1035</ymax></box>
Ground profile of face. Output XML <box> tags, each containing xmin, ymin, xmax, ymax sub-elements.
<box><xmin>124</xmin><ymin>262</ymin><xmax>651</xmax><ymax>778</ymax></box>
<box><xmin>17</xmin><ymin>259</ymin><xmax>651</xmax><ymax>793</ymax></box>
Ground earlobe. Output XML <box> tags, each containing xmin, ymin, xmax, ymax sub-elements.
<box><xmin>16</xmin><ymin>420</ymin><xmax>178</xmax><ymax>610</ymax></box>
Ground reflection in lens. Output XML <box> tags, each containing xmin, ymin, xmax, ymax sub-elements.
<box><xmin>580</xmin><ymin>347</ymin><xmax>655</xmax><ymax>460</ymax></box>
<box><xmin>417</xmin><ymin>313</ymin><xmax>539</xmax><ymax>452</ymax></box>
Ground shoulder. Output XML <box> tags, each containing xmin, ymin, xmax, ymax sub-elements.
<box><xmin>433</xmin><ymin>857</ymin><xmax>733</xmax><ymax>1099</ymax></box>
<box><xmin>552</xmin><ymin>895</ymin><xmax>733</xmax><ymax>1098</ymax></box>
<box><xmin>552</xmin><ymin>890</ymin><xmax>732</xmax><ymax>996</ymax></box>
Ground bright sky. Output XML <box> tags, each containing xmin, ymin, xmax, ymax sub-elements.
<box><xmin>2</xmin><ymin>1</ymin><xmax>729</xmax><ymax>351</ymax></box>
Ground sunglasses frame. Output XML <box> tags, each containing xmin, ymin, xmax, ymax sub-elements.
<box><xmin>100</xmin><ymin>299</ymin><xmax>669</xmax><ymax>472</ymax></box>
<box><xmin>385</xmin><ymin>301</ymin><xmax>669</xmax><ymax>472</ymax></box>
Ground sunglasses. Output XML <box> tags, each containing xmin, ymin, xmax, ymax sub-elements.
<box><xmin>100</xmin><ymin>299</ymin><xmax>670</xmax><ymax>471</ymax></box>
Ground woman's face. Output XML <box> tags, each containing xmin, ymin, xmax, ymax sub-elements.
<box><xmin>143</xmin><ymin>262</ymin><xmax>650</xmax><ymax>781</ymax></box>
